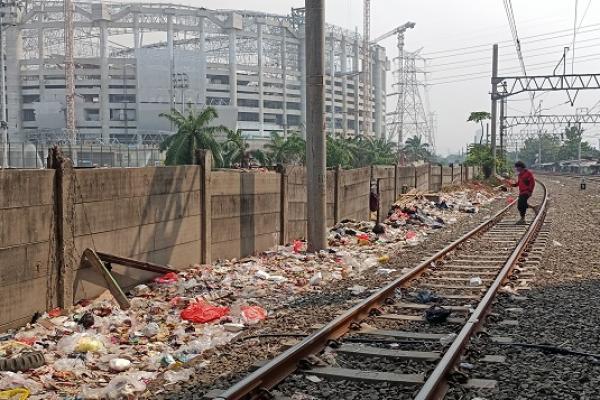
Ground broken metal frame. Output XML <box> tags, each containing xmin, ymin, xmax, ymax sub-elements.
<box><xmin>81</xmin><ymin>248</ymin><xmax>177</xmax><ymax>310</ymax></box>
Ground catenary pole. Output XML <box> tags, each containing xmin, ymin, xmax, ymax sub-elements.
<box><xmin>305</xmin><ymin>0</ymin><xmax>327</xmax><ymax>252</ymax></box>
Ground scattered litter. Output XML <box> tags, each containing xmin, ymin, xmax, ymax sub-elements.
<box><xmin>459</xmin><ymin>362</ymin><xmax>475</xmax><ymax>370</ymax></box>
<box><xmin>414</xmin><ymin>290</ymin><xmax>441</xmax><ymax>304</ymax></box>
<box><xmin>553</xmin><ymin>240</ymin><xmax>563</xmax><ymax>247</ymax></box>
<box><xmin>440</xmin><ymin>333</ymin><xmax>458</xmax><ymax>346</ymax></box>
<box><xmin>348</xmin><ymin>285</ymin><xmax>368</xmax><ymax>295</ymax></box>
<box><xmin>180</xmin><ymin>301</ymin><xmax>230</xmax><ymax>324</ymax></box>
<box><xmin>305</xmin><ymin>375</ymin><xmax>323</xmax><ymax>383</ymax></box>
<box><xmin>469</xmin><ymin>277</ymin><xmax>483</xmax><ymax>287</ymax></box>
<box><xmin>309</xmin><ymin>272</ymin><xmax>323</xmax><ymax>286</ymax></box>
<box><xmin>425</xmin><ymin>305</ymin><xmax>452</xmax><ymax>324</ymax></box>
<box><xmin>109</xmin><ymin>358</ymin><xmax>131</xmax><ymax>372</ymax></box>
<box><xmin>241</xmin><ymin>306</ymin><xmax>268</xmax><ymax>325</ymax></box>
<box><xmin>163</xmin><ymin>368</ymin><xmax>194</xmax><ymax>384</ymax></box>
<box><xmin>376</xmin><ymin>268</ymin><xmax>397</xmax><ymax>276</ymax></box>
<box><xmin>0</xmin><ymin>388</ymin><xmax>29</xmax><ymax>400</ymax></box>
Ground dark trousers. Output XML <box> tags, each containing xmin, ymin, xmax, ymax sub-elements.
<box><xmin>517</xmin><ymin>194</ymin><xmax>531</xmax><ymax>218</ymax></box>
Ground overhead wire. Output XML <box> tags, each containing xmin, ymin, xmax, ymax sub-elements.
<box><xmin>572</xmin><ymin>0</ymin><xmax>579</xmax><ymax>73</ymax></box>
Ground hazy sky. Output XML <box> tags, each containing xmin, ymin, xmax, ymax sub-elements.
<box><xmin>124</xmin><ymin>0</ymin><xmax>600</xmax><ymax>154</ymax></box>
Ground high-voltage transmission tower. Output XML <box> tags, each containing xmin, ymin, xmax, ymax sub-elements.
<box><xmin>362</xmin><ymin>0</ymin><xmax>371</xmax><ymax>136</ymax></box>
<box><xmin>388</xmin><ymin>49</ymin><xmax>434</xmax><ymax>147</ymax></box>
<box><xmin>64</xmin><ymin>0</ymin><xmax>76</xmax><ymax>143</ymax></box>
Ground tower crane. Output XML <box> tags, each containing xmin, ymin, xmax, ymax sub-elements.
<box><xmin>371</xmin><ymin>22</ymin><xmax>416</xmax><ymax>45</ymax></box>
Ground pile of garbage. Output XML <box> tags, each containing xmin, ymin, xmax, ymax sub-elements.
<box><xmin>0</xmin><ymin>184</ymin><xmax>503</xmax><ymax>399</ymax></box>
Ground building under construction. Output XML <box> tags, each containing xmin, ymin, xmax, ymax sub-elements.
<box><xmin>5</xmin><ymin>1</ymin><xmax>389</xmax><ymax>148</ymax></box>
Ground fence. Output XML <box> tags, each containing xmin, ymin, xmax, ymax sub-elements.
<box><xmin>0</xmin><ymin>151</ymin><xmax>482</xmax><ymax>331</ymax></box>
<box><xmin>0</xmin><ymin>142</ymin><xmax>164</xmax><ymax>168</ymax></box>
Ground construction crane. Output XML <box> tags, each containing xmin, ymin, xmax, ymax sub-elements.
<box><xmin>64</xmin><ymin>0</ymin><xmax>76</xmax><ymax>143</ymax></box>
<box><xmin>371</xmin><ymin>22</ymin><xmax>416</xmax><ymax>44</ymax></box>
<box><xmin>362</xmin><ymin>0</ymin><xmax>370</xmax><ymax>136</ymax></box>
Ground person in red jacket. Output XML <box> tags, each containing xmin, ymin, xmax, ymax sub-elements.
<box><xmin>510</xmin><ymin>161</ymin><xmax>538</xmax><ymax>224</ymax></box>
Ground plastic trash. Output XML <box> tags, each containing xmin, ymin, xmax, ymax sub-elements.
<box><xmin>0</xmin><ymin>372</ymin><xmax>43</xmax><ymax>393</ymax></box>
<box><xmin>293</xmin><ymin>240</ymin><xmax>304</xmax><ymax>253</ymax></box>
<box><xmin>459</xmin><ymin>362</ymin><xmax>475</xmax><ymax>370</ymax></box>
<box><xmin>309</xmin><ymin>272</ymin><xmax>323</xmax><ymax>286</ymax></box>
<box><xmin>131</xmin><ymin>284</ymin><xmax>151</xmax><ymax>296</ymax></box>
<box><xmin>469</xmin><ymin>277</ymin><xmax>483</xmax><ymax>287</ymax></box>
<box><xmin>0</xmin><ymin>388</ymin><xmax>29</xmax><ymax>400</ymax></box>
<box><xmin>142</xmin><ymin>322</ymin><xmax>160</xmax><ymax>337</ymax></box>
<box><xmin>163</xmin><ymin>368</ymin><xmax>194</xmax><ymax>384</ymax></box>
<box><xmin>414</xmin><ymin>290</ymin><xmax>441</xmax><ymax>304</ymax></box>
<box><xmin>424</xmin><ymin>305</ymin><xmax>451</xmax><ymax>324</ymax></box>
<box><xmin>82</xmin><ymin>371</ymin><xmax>155</xmax><ymax>400</ymax></box>
<box><xmin>348</xmin><ymin>285</ymin><xmax>368</xmax><ymax>295</ymax></box>
<box><xmin>53</xmin><ymin>358</ymin><xmax>86</xmax><ymax>373</ymax></box>
<box><xmin>376</xmin><ymin>268</ymin><xmax>397</xmax><ymax>276</ymax></box>
<box><xmin>154</xmin><ymin>272</ymin><xmax>179</xmax><ymax>284</ymax></box>
<box><xmin>254</xmin><ymin>270</ymin><xmax>270</xmax><ymax>280</ymax></box>
<box><xmin>77</xmin><ymin>312</ymin><xmax>95</xmax><ymax>329</ymax></box>
<box><xmin>553</xmin><ymin>240</ymin><xmax>563</xmax><ymax>247</ymax></box>
<box><xmin>378</xmin><ymin>255</ymin><xmax>390</xmax><ymax>264</ymax></box>
<box><xmin>180</xmin><ymin>300</ymin><xmax>229</xmax><ymax>324</ymax></box>
<box><xmin>109</xmin><ymin>358</ymin><xmax>131</xmax><ymax>372</ymax></box>
<box><xmin>241</xmin><ymin>306</ymin><xmax>267</xmax><ymax>325</ymax></box>
<box><xmin>57</xmin><ymin>333</ymin><xmax>106</xmax><ymax>354</ymax></box>
<box><xmin>47</xmin><ymin>308</ymin><xmax>62</xmax><ymax>318</ymax></box>
<box><xmin>440</xmin><ymin>333</ymin><xmax>457</xmax><ymax>346</ymax></box>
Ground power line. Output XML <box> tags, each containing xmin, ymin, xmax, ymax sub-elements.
<box><xmin>422</xmin><ymin>22</ymin><xmax>600</xmax><ymax>57</ymax></box>
<box><xmin>572</xmin><ymin>0</ymin><xmax>579</xmax><ymax>73</ymax></box>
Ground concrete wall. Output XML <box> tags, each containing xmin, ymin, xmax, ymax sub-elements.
<box><xmin>452</xmin><ymin>165</ymin><xmax>462</xmax><ymax>184</ymax></box>
<box><xmin>339</xmin><ymin>167</ymin><xmax>370</xmax><ymax>222</ymax></box>
<box><xmin>211</xmin><ymin>170</ymin><xmax>281</xmax><ymax>260</ymax></box>
<box><xmin>72</xmin><ymin>167</ymin><xmax>202</xmax><ymax>301</ymax></box>
<box><xmin>415</xmin><ymin>165</ymin><xmax>430</xmax><ymax>193</ymax></box>
<box><xmin>397</xmin><ymin>166</ymin><xmax>416</xmax><ymax>193</ymax></box>
<box><xmin>0</xmin><ymin>170</ymin><xmax>57</xmax><ymax>331</ymax></box>
<box><xmin>442</xmin><ymin>166</ymin><xmax>453</xmax><ymax>187</ymax></box>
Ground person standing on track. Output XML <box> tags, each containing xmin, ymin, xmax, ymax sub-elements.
<box><xmin>509</xmin><ymin>161</ymin><xmax>538</xmax><ymax>225</ymax></box>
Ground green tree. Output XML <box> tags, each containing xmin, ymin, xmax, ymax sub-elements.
<box><xmin>467</xmin><ymin>111</ymin><xmax>491</xmax><ymax>144</ymax></box>
<box><xmin>159</xmin><ymin>107</ymin><xmax>228</xmax><ymax>166</ymax></box>
<box><xmin>263</xmin><ymin>132</ymin><xmax>306</xmax><ymax>165</ymax></box>
<box><xmin>465</xmin><ymin>144</ymin><xmax>494</xmax><ymax>177</ymax></box>
<box><xmin>402</xmin><ymin>135</ymin><xmax>431</xmax><ymax>162</ymax></box>
<box><xmin>517</xmin><ymin>134</ymin><xmax>561</xmax><ymax>166</ymax></box>
<box><xmin>557</xmin><ymin>125</ymin><xmax>596</xmax><ymax>161</ymax></box>
<box><xmin>222</xmin><ymin>129</ymin><xmax>249</xmax><ymax>167</ymax></box>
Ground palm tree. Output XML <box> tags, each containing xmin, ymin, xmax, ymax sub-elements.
<box><xmin>467</xmin><ymin>111</ymin><xmax>491</xmax><ymax>144</ymax></box>
<box><xmin>159</xmin><ymin>107</ymin><xmax>228</xmax><ymax>166</ymax></box>
<box><xmin>263</xmin><ymin>132</ymin><xmax>288</xmax><ymax>164</ymax></box>
<box><xmin>222</xmin><ymin>129</ymin><xmax>249</xmax><ymax>167</ymax></box>
<box><xmin>263</xmin><ymin>132</ymin><xmax>306</xmax><ymax>165</ymax></box>
<box><xmin>349</xmin><ymin>136</ymin><xmax>397</xmax><ymax>167</ymax></box>
<box><xmin>327</xmin><ymin>136</ymin><xmax>356</xmax><ymax>168</ymax></box>
<box><xmin>403</xmin><ymin>135</ymin><xmax>431</xmax><ymax>162</ymax></box>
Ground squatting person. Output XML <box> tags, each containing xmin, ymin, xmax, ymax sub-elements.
<box><xmin>509</xmin><ymin>161</ymin><xmax>538</xmax><ymax>225</ymax></box>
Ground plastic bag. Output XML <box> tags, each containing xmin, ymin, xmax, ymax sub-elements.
<box><xmin>309</xmin><ymin>272</ymin><xmax>322</xmax><ymax>286</ymax></box>
<box><xmin>163</xmin><ymin>368</ymin><xmax>194</xmax><ymax>384</ymax></box>
<box><xmin>81</xmin><ymin>371</ymin><xmax>155</xmax><ymax>400</ymax></box>
<box><xmin>0</xmin><ymin>388</ymin><xmax>29</xmax><ymax>400</ymax></box>
<box><xmin>241</xmin><ymin>306</ymin><xmax>267</xmax><ymax>325</ymax></box>
<box><xmin>56</xmin><ymin>333</ymin><xmax>106</xmax><ymax>354</ymax></box>
<box><xmin>180</xmin><ymin>301</ymin><xmax>229</xmax><ymax>324</ymax></box>
<box><xmin>469</xmin><ymin>277</ymin><xmax>483</xmax><ymax>287</ymax></box>
<box><xmin>109</xmin><ymin>358</ymin><xmax>131</xmax><ymax>372</ymax></box>
<box><xmin>154</xmin><ymin>272</ymin><xmax>179</xmax><ymax>284</ymax></box>
<box><xmin>0</xmin><ymin>372</ymin><xmax>42</xmax><ymax>394</ymax></box>
<box><xmin>293</xmin><ymin>240</ymin><xmax>304</xmax><ymax>253</ymax></box>
<box><xmin>53</xmin><ymin>358</ymin><xmax>86</xmax><ymax>374</ymax></box>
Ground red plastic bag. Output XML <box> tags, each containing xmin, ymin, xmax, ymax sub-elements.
<box><xmin>507</xmin><ymin>196</ymin><xmax>515</xmax><ymax>204</ymax></box>
<box><xmin>293</xmin><ymin>240</ymin><xmax>304</xmax><ymax>253</ymax></box>
<box><xmin>154</xmin><ymin>272</ymin><xmax>179</xmax><ymax>284</ymax></box>
<box><xmin>241</xmin><ymin>306</ymin><xmax>267</xmax><ymax>324</ymax></box>
<box><xmin>356</xmin><ymin>233</ymin><xmax>370</xmax><ymax>241</ymax></box>
<box><xmin>180</xmin><ymin>301</ymin><xmax>229</xmax><ymax>324</ymax></box>
<box><xmin>48</xmin><ymin>307</ymin><xmax>62</xmax><ymax>318</ymax></box>
<box><xmin>405</xmin><ymin>231</ymin><xmax>417</xmax><ymax>240</ymax></box>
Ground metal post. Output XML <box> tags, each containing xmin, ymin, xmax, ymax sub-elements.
<box><xmin>490</xmin><ymin>44</ymin><xmax>499</xmax><ymax>172</ymax></box>
<box><xmin>578</xmin><ymin>122</ymin><xmax>582</xmax><ymax>176</ymax></box>
<box><xmin>499</xmin><ymin>89</ymin><xmax>505</xmax><ymax>168</ymax></box>
<box><xmin>305</xmin><ymin>0</ymin><xmax>327</xmax><ymax>252</ymax></box>
<box><xmin>0</xmin><ymin>16</ymin><xmax>7</xmax><ymax>168</ymax></box>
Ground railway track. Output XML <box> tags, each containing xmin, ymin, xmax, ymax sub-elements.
<box><xmin>208</xmin><ymin>183</ymin><xmax>549</xmax><ymax>400</ymax></box>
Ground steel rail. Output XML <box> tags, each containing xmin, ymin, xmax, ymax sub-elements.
<box><xmin>215</xmin><ymin>196</ymin><xmax>519</xmax><ymax>400</ymax></box>
<box><xmin>414</xmin><ymin>180</ymin><xmax>548</xmax><ymax>400</ymax></box>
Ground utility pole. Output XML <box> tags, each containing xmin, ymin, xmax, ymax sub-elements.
<box><xmin>499</xmin><ymin>84</ymin><xmax>506</xmax><ymax>167</ymax></box>
<box><xmin>577</xmin><ymin>122</ymin><xmax>582</xmax><ymax>176</ymax></box>
<box><xmin>490</xmin><ymin>44</ymin><xmax>499</xmax><ymax>172</ymax></box>
<box><xmin>305</xmin><ymin>0</ymin><xmax>327</xmax><ymax>252</ymax></box>
<box><xmin>362</xmin><ymin>0</ymin><xmax>371</xmax><ymax>136</ymax></box>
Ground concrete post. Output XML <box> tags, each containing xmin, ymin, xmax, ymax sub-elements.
<box><xmin>305</xmin><ymin>0</ymin><xmax>327</xmax><ymax>252</ymax></box>
<box><xmin>491</xmin><ymin>44</ymin><xmax>499</xmax><ymax>172</ymax></box>
<box><xmin>196</xmin><ymin>150</ymin><xmax>212</xmax><ymax>264</ymax></box>
<box><xmin>228</xmin><ymin>29</ymin><xmax>238</xmax><ymax>107</ymax></box>
<box><xmin>47</xmin><ymin>147</ymin><xmax>75</xmax><ymax>308</ymax></box>
<box><xmin>100</xmin><ymin>20</ymin><xmax>110</xmax><ymax>142</ymax></box>
<box><xmin>334</xmin><ymin>165</ymin><xmax>342</xmax><ymax>223</ymax></box>
<box><xmin>257</xmin><ymin>23</ymin><xmax>264</xmax><ymax>135</ymax></box>
<box><xmin>329</xmin><ymin>31</ymin><xmax>335</xmax><ymax>136</ymax></box>
<box><xmin>353</xmin><ymin>36</ymin><xmax>360</xmax><ymax>136</ymax></box>
<box><xmin>277</xmin><ymin>165</ymin><xmax>289</xmax><ymax>245</ymax></box>
<box><xmin>1</xmin><ymin>17</ymin><xmax>8</xmax><ymax>167</ymax></box>
<box><xmin>38</xmin><ymin>24</ymin><xmax>45</xmax><ymax>101</ymax></box>
<box><xmin>340</xmin><ymin>35</ymin><xmax>348</xmax><ymax>137</ymax></box>
<box><xmin>281</xmin><ymin>29</ymin><xmax>288</xmax><ymax>137</ymax></box>
<box><xmin>198</xmin><ymin>16</ymin><xmax>207</xmax><ymax>107</ymax></box>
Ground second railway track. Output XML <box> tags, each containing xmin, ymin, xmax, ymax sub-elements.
<box><xmin>208</xmin><ymin>182</ymin><xmax>549</xmax><ymax>400</ymax></box>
